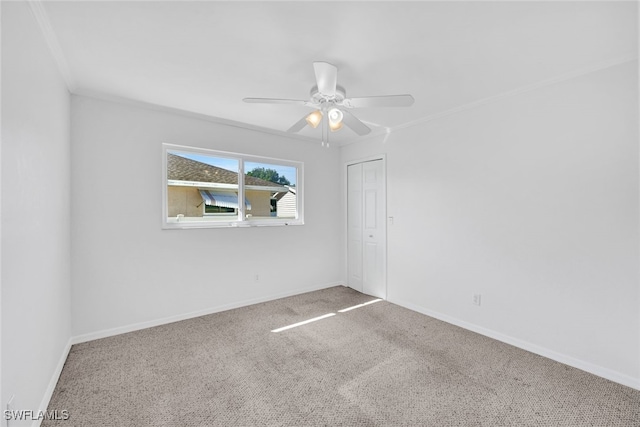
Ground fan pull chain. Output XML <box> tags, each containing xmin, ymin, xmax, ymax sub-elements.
<box><xmin>324</xmin><ymin>111</ymin><xmax>330</xmax><ymax>148</ymax></box>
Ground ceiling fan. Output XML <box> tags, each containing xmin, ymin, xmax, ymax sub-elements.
<box><xmin>243</xmin><ymin>62</ymin><xmax>414</xmax><ymax>144</ymax></box>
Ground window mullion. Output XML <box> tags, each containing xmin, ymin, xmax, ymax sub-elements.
<box><xmin>238</xmin><ymin>158</ymin><xmax>245</xmax><ymax>222</ymax></box>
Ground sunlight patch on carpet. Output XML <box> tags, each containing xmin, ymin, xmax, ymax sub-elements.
<box><xmin>338</xmin><ymin>299</ymin><xmax>382</xmax><ymax>313</ymax></box>
<box><xmin>271</xmin><ymin>313</ymin><xmax>336</xmax><ymax>333</ymax></box>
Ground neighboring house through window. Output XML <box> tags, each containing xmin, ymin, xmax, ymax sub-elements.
<box><xmin>163</xmin><ymin>144</ymin><xmax>302</xmax><ymax>229</ymax></box>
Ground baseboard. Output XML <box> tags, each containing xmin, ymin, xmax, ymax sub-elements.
<box><xmin>72</xmin><ymin>282</ymin><xmax>344</xmax><ymax>345</ymax></box>
<box><xmin>388</xmin><ymin>297</ymin><xmax>640</xmax><ymax>391</ymax></box>
<box><xmin>31</xmin><ymin>338</ymin><xmax>72</xmax><ymax>427</ymax></box>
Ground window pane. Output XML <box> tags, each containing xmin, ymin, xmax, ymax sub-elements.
<box><xmin>244</xmin><ymin>161</ymin><xmax>297</xmax><ymax>220</ymax></box>
<box><xmin>167</xmin><ymin>150</ymin><xmax>241</xmax><ymax>223</ymax></box>
<box><xmin>163</xmin><ymin>144</ymin><xmax>303</xmax><ymax>229</ymax></box>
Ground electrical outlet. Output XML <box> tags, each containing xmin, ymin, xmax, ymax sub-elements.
<box><xmin>473</xmin><ymin>294</ymin><xmax>482</xmax><ymax>306</ymax></box>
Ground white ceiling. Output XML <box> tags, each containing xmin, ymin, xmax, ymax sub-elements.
<box><xmin>41</xmin><ymin>1</ymin><xmax>637</xmax><ymax>145</ymax></box>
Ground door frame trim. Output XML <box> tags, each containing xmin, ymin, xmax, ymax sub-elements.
<box><xmin>344</xmin><ymin>154</ymin><xmax>387</xmax><ymax>299</ymax></box>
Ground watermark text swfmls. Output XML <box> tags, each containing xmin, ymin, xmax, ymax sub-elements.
<box><xmin>4</xmin><ymin>409</ymin><xmax>70</xmax><ymax>421</ymax></box>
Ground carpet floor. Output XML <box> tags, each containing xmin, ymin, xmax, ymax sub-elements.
<box><xmin>44</xmin><ymin>286</ymin><xmax>639</xmax><ymax>426</ymax></box>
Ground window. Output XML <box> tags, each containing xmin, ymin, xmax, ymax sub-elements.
<box><xmin>244</xmin><ymin>160</ymin><xmax>298</xmax><ymax>220</ymax></box>
<box><xmin>204</xmin><ymin>205</ymin><xmax>236</xmax><ymax>215</ymax></box>
<box><xmin>163</xmin><ymin>144</ymin><xmax>303</xmax><ymax>229</ymax></box>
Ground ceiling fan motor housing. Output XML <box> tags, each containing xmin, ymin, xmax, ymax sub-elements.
<box><xmin>310</xmin><ymin>84</ymin><xmax>346</xmax><ymax>106</ymax></box>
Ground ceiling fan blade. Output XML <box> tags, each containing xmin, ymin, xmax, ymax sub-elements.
<box><xmin>343</xmin><ymin>94</ymin><xmax>415</xmax><ymax>108</ymax></box>
<box><xmin>341</xmin><ymin>110</ymin><xmax>371</xmax><ymax>136</ymax></box>
<box><xmin>243</xmin><ymin>98</ymin><xmax>308</xmax><ymax>106</ymax></box>
<box><xmin>313</xmin><ymin>62</ymin><xmax>338</xmax><ymax>97</ymax></box>
<box><xmin>287</xmin><ymin>115</ymin><xmax>309</xmax><ymax>133</ymax></box>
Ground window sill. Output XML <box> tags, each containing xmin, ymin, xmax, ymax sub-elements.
<box><xmin>162</xmin><ymin>219</ymin><xmax>304</xmax><ymax>230</ymax></box>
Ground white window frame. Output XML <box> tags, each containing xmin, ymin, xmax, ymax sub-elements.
<box><xmin>162</xmin><ymin>143</ymin><xmax>304</xmax><ymax>229</ymax></box>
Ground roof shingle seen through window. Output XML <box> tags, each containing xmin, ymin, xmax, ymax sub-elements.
<box><xmin>167</xmin><ymin>153</ymin><xmax>288</xmax><ymax>188</ymax></box>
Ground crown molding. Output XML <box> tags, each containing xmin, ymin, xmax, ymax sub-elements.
<box><xmin>391</xmin><ymin>54</ymin><xmax>638</xmax><ymax>138</ymax></box>
<box><xmin>73</xmin><ymin>88</ymin><xmax>320</xmax><ymax>145</ymax></box>
<box><xmin>28</xmin><ymin>0</ymin><xmax>76</xmax><ymax>92</ymax></box>
<box><xmin>341</xmin><ymin>53</ymin><xmax>638</xmax><ymax>146</ymax></box>
<box><xmin>75</xmin><ymin>49</ymin><xmax>635</xmax><ymax>148</ymax></box>
<box><xmin>23</xmin><ymin>0</ymin><xmax>636</xmax><ymax>148</ymax></box>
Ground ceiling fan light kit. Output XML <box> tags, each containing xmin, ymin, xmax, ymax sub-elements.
<box><xmin>328</xmin><ymin>108</ymin><xmax>344</xmax><ymax>132</ymax></box>
<box><xmin>305</xmin><ymin>110</ymin><xmax>323</xmax><ymax>129</ymax></box>
<box><xmin>244</xmin><ymin>61</ymin><xmax>415</xmax><ymax>146</ymax></box>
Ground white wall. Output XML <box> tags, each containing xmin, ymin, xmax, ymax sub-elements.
<box><xmin>341</xmin><ymin>61</ymin><xmax>640</xmax><ymax>388</ymax></box>
<box><xmin>1</xmin><ymin>1</ymin><xmax>72</xmax><ymax>423</ymax></box>
<box><xmin>70</xmin><ymin>95</ymin><xmax>343</xmax><ymax>338</ymax></box>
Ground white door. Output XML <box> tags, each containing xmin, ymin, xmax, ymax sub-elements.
<box><xmin>347</xmin><ymin>159</ymin><xmax>386</xmax><ymax>299</ymax></box>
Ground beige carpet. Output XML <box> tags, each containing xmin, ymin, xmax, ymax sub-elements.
<box><xmin>45</xmin><ymin>286</ymin><xmax>639</xmax><ymax>426</ymax></box>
